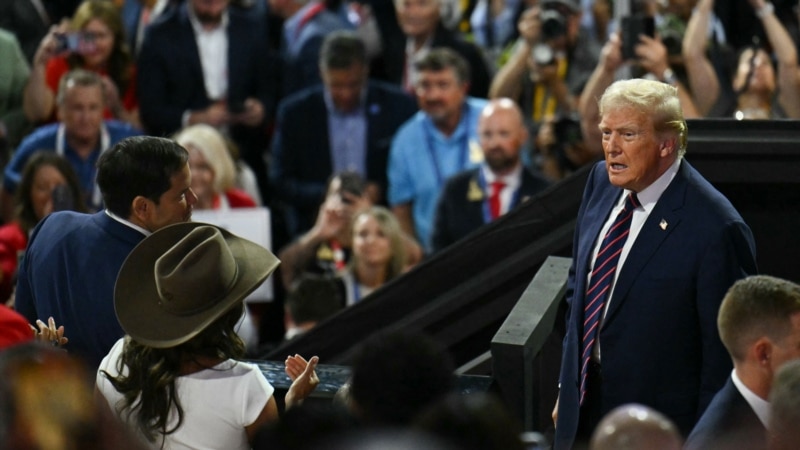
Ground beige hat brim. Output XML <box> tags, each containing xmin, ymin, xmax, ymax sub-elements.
<box><xmin>114</xmin><ymin>222</ymin><xmax>280</xmax><ymax>348</ymax></box>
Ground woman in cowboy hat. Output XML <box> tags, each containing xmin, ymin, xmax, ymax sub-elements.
<box><xmin>96</xmin><ymin>222</ymin><xmax>319</xmax><ymax>449</ymax></box>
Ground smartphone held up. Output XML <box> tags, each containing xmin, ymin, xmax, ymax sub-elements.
<box><xmin>621</xmin><ymin>15</ymin><xmax>655</xmax><ymax>61</ymax></box>
<box><xmin>54</xmin><ymin>32</ymin><xmax>97</xmax><ymax>55</ymax></box>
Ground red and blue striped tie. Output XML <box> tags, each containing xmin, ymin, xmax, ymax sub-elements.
<box><xmin>579</xmin><ymin>191</ymin><xmax>640</xmax><ymax>404</ymax></box>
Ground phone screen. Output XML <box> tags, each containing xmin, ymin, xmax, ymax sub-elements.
<box><xmin>621</xmin><ymin>16</ymin><xmax>655</xmax><ymax>61</ymax></box>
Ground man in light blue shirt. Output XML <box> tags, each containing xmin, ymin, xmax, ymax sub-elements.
<box><xmin>388</xmin><ymin>48</ymin><xmax>487</xmax><ymax>253</ymax></box>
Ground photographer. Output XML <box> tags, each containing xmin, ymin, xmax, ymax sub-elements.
<box><xmin>578</xmin><ymin>29</ymin><xmax>699</xmax><ymax>156</ymax></box>
<box><xmin>489</xmin><ymin>0</ymin><xmax>599</xmax><ymax>135</ymax></box>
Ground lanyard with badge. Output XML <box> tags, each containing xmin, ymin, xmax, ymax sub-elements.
<box><xmin>423</xmin><ymin>108</ymin><xmax>483</xmax><ymax>187</ymax></box>
<box><xmin>55</xmin><ymin>123</ymin><xmax>110</xmax><ymax>209</ymax></box>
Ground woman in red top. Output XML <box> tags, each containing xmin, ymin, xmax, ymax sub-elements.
<box><xmin>173</xmin><ymin>124</ymin><xmax>257</xmax><ymax>211</ymax></box>
<box><xmin>0</xmin><ymin>152</ymin><xmax>87</xmax><ymax>304</ymax></box>
<box><xmin>23</xmin><ymin>0</ymin><xmax>139</xmax><ymax>128</ymax></box>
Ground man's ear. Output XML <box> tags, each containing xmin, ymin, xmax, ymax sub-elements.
<box><xmin>130</xmin><ymin>196</ymin><xmax>151</xmax><ymax>222</ymax></box>
<box><xmin>659</xmin><ymin>138</ymin><xmax>676</xmax><ymax>157</ymax></box>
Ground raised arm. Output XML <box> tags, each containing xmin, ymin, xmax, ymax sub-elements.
<box><xmin>23</xmin><ymin>24</ymin><xmax>67</xmax><ymax>123</ymax></box>
<box><xmin>636</xmin><ymin>35</ymin><xmax>700</xmax><ymax>118</ymax></box>
<box><xmin>750</xmin><ymin>0</ymin><xmax>800</xmax><ymax>118</ymax></box>
<box><xmin>489</xmin><ymin>7</ymin><xmax>540</xmax><ymax>100</ymax></box>
<box><xmin>681</xmin><ymin>0</ymin><xmax>720</xmax><ymax>116</ymax></box>
<box><xmin>578</xmin><ymin>33</ymin><xmax>624</xmax><ymax>156</ymax></box>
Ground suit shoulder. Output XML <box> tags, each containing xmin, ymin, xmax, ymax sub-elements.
<box><xmin>522</xmin><ymin>168</ymin><xmax>552</xmax><ymax>192</ymax></box>
<box><xmin>443</xmin><ymin>168</ymin><xmax>477</xmax><ymax>190</ymax></box>
<box><xmin>682</xmin><ymin>162</ymin><xmax>745</xmax><ymax>223</ymax></box>
<box><xmin>278</xmin><ymin>86</ymin><xmax>325</xmax><ymax>113</ymax></box>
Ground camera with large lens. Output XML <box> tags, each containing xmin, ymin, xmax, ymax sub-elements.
<box><xmin>539</xmin><ymin>9</ymin><xmax>567</xmax><ymax>42</ymax></box>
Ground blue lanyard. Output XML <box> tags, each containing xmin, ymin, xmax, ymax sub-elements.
<box><xmin>477</xmin><ymin>170</ymin><xmax>521</xmax><ymax>224</ymax></box>
<box><xmin>423</xmin><ymin>107</ymin><xmax>472</xmax><ymax>187</ymax></box>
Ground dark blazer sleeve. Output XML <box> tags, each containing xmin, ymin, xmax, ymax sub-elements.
<box><xmin>269</xmin><ymin>88</ymin><xmax>330</xmax><ymax>209</ymax></box>
<box><xmin>430</xmin><ymin>174</ymin><xmax>460</xmax><ymax>253</ymax></box>
<box><xmin>365</xmin><ymin>82</ymin><xmax>418</xmax><ymax>201</ymax></box>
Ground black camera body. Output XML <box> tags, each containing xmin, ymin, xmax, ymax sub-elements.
<box><xmin>539</xmin><ymin>9</ymin><xmax>567</xmax><ymax>42</ymax></box>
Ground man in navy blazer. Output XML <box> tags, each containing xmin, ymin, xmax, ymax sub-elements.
<box><xmin>685</xmin><ymin>275</ymin><xmax>800</xmax><ymax>450</ymax></box>
<box><xmin>271</xmin><ymin>31</ymin><xmax>417</xmax><ymax>237</ymax></box>
<box><xmin>137</xmin><ymin>0</ymin><xmax>277</xmax><ymax>200</ymax></box>
<box><xmin>14</xmin><ymin>137</ymin><xmax>196</xmax><ymax>369</ymax></box>
<box><xmin>553</xmin><ymin>79</ymin><xmax>757</xmax><ymax>449</ymax></box>
<box><xmin>431</xmin><ymin>98</ymin><xmax>549</xmax><ymax>253</ymax></box>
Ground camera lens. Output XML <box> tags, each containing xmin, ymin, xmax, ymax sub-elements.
<box><xmin>531</xmin><ymin>44</ymin><xmax>556</xmax><ymax>66</ymax></box>
<box><xmin>540</xmin><ymin>10</ymin><xmax>567</xmax><ymax>41</ymax></box>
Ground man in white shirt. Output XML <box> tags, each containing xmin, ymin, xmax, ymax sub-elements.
<box><xmin>137</xmin><ymin>0</ymin><xmax>277</xmax><ymax>201</ymax></box>
<box><xmin>686</xmin><ymin>275</ymin><xmax>800</xmax><ymax>450</ymax></box>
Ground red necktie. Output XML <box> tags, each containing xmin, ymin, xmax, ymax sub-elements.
<box><xmin>489</xmin><ymin>181</ymin><xmax>505</xmax><ymax>220</ymax></box>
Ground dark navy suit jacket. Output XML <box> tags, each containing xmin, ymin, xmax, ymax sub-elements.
<box><xmin>137</xmin><ymin>3</ymin><xmax>277</xmax><ymax>188</ymax></box>
<box><xmin>15</xmin><ymin>212</ymin><xmax>145</xmax><ymax>369</ymax></box>
<box><xmin>430</xmin><ymin>166</ymin><xmax>550</xmax><ymax>253</ymax></box>
<box><xmin>270</xmin><ymin>81</ymin><xmax>417</xmax><ymax>236</ymax></box>
<box><xmin>685</xmin><ymin>376</ymin><xmax>767</xmax><ymax>450</ymax></box>
<box><xmin>554</xmin><ymin>160</ymin><xmax>758</xmax><ymax>449</ymax></box>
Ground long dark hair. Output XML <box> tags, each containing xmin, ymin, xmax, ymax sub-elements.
<box><xmin>100</xmin><ymin>304</ymin><xmax>246</xmax><ymax>444</ymax></box>
<box><xmin>15</xmin><ymin>152</ymin><xmax>88</xmax><ymax>233</ymax></box>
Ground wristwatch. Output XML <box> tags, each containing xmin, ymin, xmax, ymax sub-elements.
<box><xmin>661</xmin><ymin>68</ymin><xmax>678</xmax><ymax>86</ymax></box>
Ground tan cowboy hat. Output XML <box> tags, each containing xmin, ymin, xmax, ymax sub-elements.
<box><xmin>114</xmin><ymin>222</ymin><xmax>280</xmax><ymax>348</ymax></box>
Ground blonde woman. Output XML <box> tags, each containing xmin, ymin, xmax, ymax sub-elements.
<box><xmin>173</xmin><ymin>124</ymin><xmax>258</xmax><ymax>210</ymax></box>
<box><xmin>339</xmin><ymin>206</ymin><xmax>407</xmax><ymax>305</ymax></box>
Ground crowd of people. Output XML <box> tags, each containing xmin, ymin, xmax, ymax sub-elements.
<box><xmin>1</xmin><ymin>0</ymin><xmax>800</xmax><ymax>448</ymax></box>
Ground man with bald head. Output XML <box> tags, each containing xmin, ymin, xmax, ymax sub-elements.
<box><xmin>590</xmin><ymin>404</ymin><xmax>682</xmax><ymax>450</ymax></box>
<box><xmin>430</xmin><ymin>98</ymin><xmax>550</xmax><ymax>253</ymax></box>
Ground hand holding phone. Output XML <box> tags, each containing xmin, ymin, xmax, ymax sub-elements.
<box><xmin>53</xmin><ymin>32</ymin><xmax>96</xmax><ymax>55</ymax></box>
<box><xmin>621</xmin><ymin>16</ymin><xmax>655</xmax><ymax>61</ymax></box>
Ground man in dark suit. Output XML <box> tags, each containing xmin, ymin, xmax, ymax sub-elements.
<box><xmin>685</xmin><ymin>275</ymin><xmax>800</xmax><ymax>450</ymax></box>
<box><xmin>430</xmin><ymin>98</ymin><xmax>549</xmax><ymax>253</ymax></box>
<box><xmin>552</xmin><ymin>78</ymin><xmax>757</xmax><ymax>449</ymax></box>
<box><xmin>14</xmin><ymin>136</ymin><xmax>196</xmax><ymax>369</ymax></box>
<box><xmin>271</xmin><ymin>31</ymin><xmax>417</xmax><ymax>237</ymax></box>
<box><xmin>137</xmin><ymin>0</ymin><xmax>277</xmax><ymax>201</ymax></box>
<box><xmin>379</xmin><ymin>0</ymin><xmax>491</xmax><ymax>98</ymax></box>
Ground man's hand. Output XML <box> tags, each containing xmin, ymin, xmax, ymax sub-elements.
<box><xmin>310</xmin><ymin>194</ymin><xmax>348</xmax><ymax>242</ymax></box>
<box><xmin>599</xmin><ymin>32</ymin><xmax>624</xmax><ymax>74</ymax></box>
<box><xmin>518</xmin><ymin>6</ymin><xmax>542</xmax><ymax>47</ymax></box>
<box><xmin>190</xmin><ymin>101</ymin><xmax>229</xmax><ymax>128</ymax></box>
<box><xmin>230</xmin><ymin>97</ymin><xmax>264</xmax><ymax>127</ymax></box>
<box><xmin>635</xmin><ymin>35</ymin><xmax>669</xmax><ymax>79</ymax></box>
<box><xmin>552</xmin><ymin>394</ymin><xmax>560</xmax><ymax>427</ymax></box>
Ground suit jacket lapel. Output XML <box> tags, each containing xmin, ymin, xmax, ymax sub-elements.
<box><xmin>604</xmin><ymin>161</ymin><xmax>689</xmax><ymax>325</ymax></box>
<box><xmin>179</xmin><ymin>6</ymin><xmax>206</xmax><ymax>100</ymax></box>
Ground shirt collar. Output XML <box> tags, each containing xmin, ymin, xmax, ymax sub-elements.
<box><xmin>187</xmin><ymin>3</ymin><xmax>229</xmax><ymax>34</ymax></box>
<box><xmin>323</xmin><ymin>89</ymin><xmax>366</xmax><ymax>116</ymax></box>
<box><xmin>482</xmin><ymin>163</ymin><xmax>523</xmax><ymax>189</ymax></box>
<box><xmin>105</xmin><ymin>209</ymin><xmax>151</xmax><ymax>237</ymax></box>
<box><xmin>632</xmin><ymin>157</ymin><xmax>681</xmax><ymax>214</ymax></box>
<box><xmin>731</xmin><ymin>369</ymin><xmax>771</xmax><ymax>427</ymax></box>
